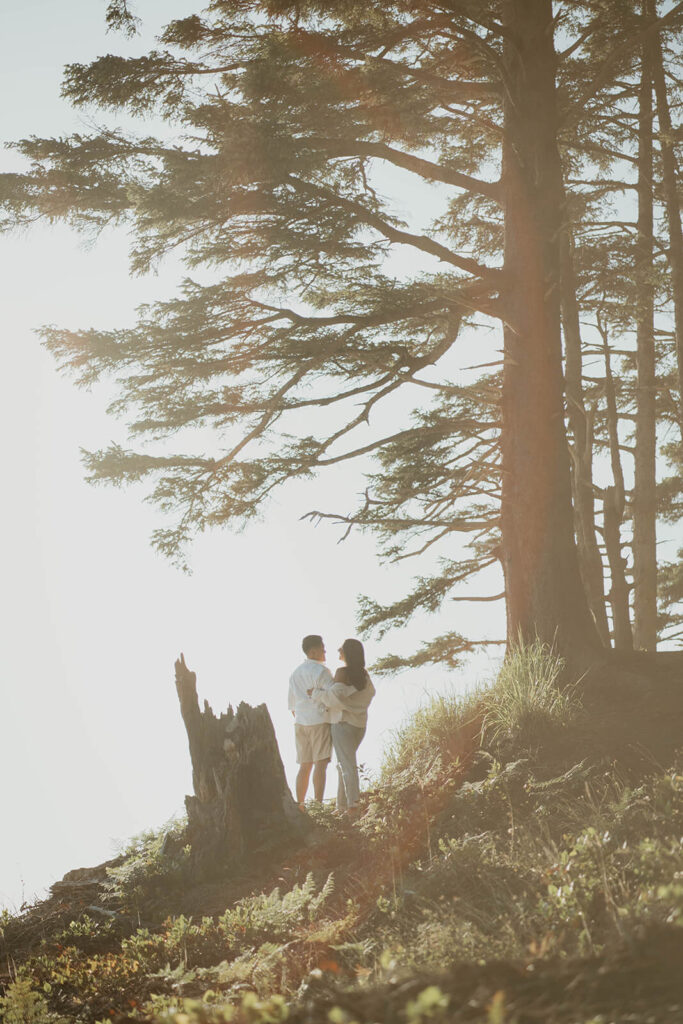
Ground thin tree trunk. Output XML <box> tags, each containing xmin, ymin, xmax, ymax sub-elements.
<box><xmin>604</xmin><ymin>487</ymin><xmax>634</xmax><ymax>648</ymax></box>
<box><xmin>633</xmin><ymin>7</ymin><xmax>659</xmax><ymax>651</ymax></box>
<box><xmin>652</xmin><ymin>22</ymin><xmax>683</xmax><ymax>432</ymax></box>
<box><xmin>561</xmin><ymin>227</ymin><xmax>611</xmax><ymax>645</ymax></box>
<box><xmin>499</xmin><ymin>0</ymin><xmax>603</xmax><ymax>663</ymax></box>
<box><xmin>599</xmin><ymin>318</ymin><xmax>634</xmax><ymax>650</ymax></box>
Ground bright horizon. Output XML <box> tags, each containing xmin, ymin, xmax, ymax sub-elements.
<box><xmin>1</xmin><ymin>0</ymin><xmax>505</xmax><ymax>910</ymax></box>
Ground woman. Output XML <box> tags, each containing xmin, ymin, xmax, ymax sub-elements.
<box><xmin>313</xmin><ymin>638</ymin><xmax>375</xmax><ymax>815</ymax></box>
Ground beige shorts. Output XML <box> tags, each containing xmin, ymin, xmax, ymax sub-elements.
<box><xmin>295</xmin><ymin>723</ymin><xmax>332</xmax><ymax>764</ymax></box>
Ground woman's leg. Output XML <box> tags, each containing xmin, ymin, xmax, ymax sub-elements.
<box><xmin>332</xmin><ymin>723</ymin><xmax>365</xmax><ymax>808</ymax></box>
<box><xmin>336</xmin><ymin>762</ymin><xmax>347</xmax><ymax>812</ymax></box>
<box><xmin>331</xmin><ymin>724</ymin><xmax>348</xmax><ymax>811</ymax></box>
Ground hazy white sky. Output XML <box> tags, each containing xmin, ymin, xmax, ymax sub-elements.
<box><xmin>0</xmin><ymin>0</ymin><xmax>506</xmax><ymax>909</ymax></box>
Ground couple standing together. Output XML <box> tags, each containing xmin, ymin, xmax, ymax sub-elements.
<box><xmin>288</xmin><ymin>635</ymin><xmax>375</xmax><ymax>815</ymax></box>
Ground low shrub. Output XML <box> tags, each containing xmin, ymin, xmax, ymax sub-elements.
<box><xmin>105</xmin><ymin>817</ymin><xmax>190</xmax><ymax>914</ymax></box>
<box><xmin>121</xmin><ymin>914</ymin><xmax>230</xmax><ymax>973</ymax></box>
<box><xmin>364</xmin><ymin>763</ymin><xmax>683</xmax><ymax>974</ymax></box>
<box><xmin>0</xmin><ymin>978</ymin><xmax>53</xmax><ymax>1024</ymax></box>
<box><xmin>22</xmin><ymin>873</ymin><xmax>338</xmax><ymax>1021</ymax></box>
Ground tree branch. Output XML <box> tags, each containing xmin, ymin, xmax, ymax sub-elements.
<box><xmin>568</xmin><ymin>138</ymin><xmax>639</xmax><ymax>166</ymax></box>
<box><xmin>286</xmin><ymin>176</ymin><xmax>500</xmax><ymax>280</ymax></box>
<box><xmin>313</xmin><ymin>138</ymin><xmax>501</xmax><ymax>202</ymax></box>
<box><xmin>315</xmin><ymin>424</ymin><xmax>455</xmax><ymax>466</ymax></box>
<box><xmin>215</xmin><ymin>323</ymin><xmax>365</xmax><ymax>467</ymax></box>
<box><xmin>564</xmin><ymin>2</ymin><xmax>683</xmax><ymax>126</ymax></box>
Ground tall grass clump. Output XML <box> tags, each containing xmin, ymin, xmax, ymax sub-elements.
<box><xmin>382</xmin><ymin>641</ymin><xmax>581</xmax><ymax>785</ymax></box>
<box><xmin>482</xmin><ymin>638</ymin><xmax>581</xmax><ymax>749</ymax></box>
<box><xmin>381</xmin><ymin>689</ymin><xmax>483</xmax><ymax>783</ymax></box>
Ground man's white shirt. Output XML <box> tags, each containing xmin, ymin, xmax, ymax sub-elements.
<box><xmin>288</xmin><ymin>659</ymin><xmax>334</xmax><ymax>725</ymax></box>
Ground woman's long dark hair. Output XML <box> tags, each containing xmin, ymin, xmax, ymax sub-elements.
<box><xmin>341</xmin><ymin>638</ymin><xmax>367</xmax><ymax>690</ymax></box>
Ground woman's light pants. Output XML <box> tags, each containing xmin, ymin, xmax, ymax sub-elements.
<box><xmin>331</xmin><ymin>722</ymin><xmax>366</xmax><ymax>810</ymax></box>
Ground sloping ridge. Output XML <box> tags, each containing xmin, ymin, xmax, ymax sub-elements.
<box><xmin>2</xmin><ymin>655</ymin><xmax>683</xmax><ymax>1023</ymax></box>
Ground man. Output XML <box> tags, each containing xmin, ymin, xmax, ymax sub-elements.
<box><xmin>288</xmin><ymin>635</ymin><xmax>333</xmax><ymax>810</ymax></box>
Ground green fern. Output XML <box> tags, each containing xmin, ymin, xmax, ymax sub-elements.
<box><xmin>219</xmin><ymin>873</ymin><xmax>335</xmax><ymax>945</ymax></box>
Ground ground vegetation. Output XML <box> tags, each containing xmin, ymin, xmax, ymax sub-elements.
<box><xmin>3</xmin><ymin>647</ymin><xmax>683</xmax><ymax>1023</ymax></box>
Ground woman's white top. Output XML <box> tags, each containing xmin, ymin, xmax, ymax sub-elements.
<box><xmin>315</xmin><ymin>671</ymin><xmax>375</xmax><ymax>728</ymax></box>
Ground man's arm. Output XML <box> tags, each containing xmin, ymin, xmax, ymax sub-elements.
<box><xmin>308</xmin><ymin>664</ymin><xmax>334</xmax><ymax>697</ymax></box>
<box><xmin>316</xmin><ymin>665</ymin><xmax>335</xmax><ymax>690</ymax></box>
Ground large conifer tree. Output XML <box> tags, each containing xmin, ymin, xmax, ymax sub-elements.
<box><xmin>2</xmin><ymin>0</ymin><xmax>681</xmax><ymax>665</ymax></box>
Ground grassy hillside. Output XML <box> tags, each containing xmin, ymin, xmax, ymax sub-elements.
<box><xmin>2</xmin><ymin>643</ymin><xmax>683</xmax><ymax>1024</ymax></box>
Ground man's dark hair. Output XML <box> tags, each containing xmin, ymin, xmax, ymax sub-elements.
<box><xmin>302</xmin><ymin>634</ymin><xmax>323</xmax><ymax>655</ymax></box>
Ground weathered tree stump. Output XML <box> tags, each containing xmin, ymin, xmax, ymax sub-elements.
<box><xmin>174</xmin><ymin>653</ymin><xmax>305</xmax><ymax>878</ymax></box>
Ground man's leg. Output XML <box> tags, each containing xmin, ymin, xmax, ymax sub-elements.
<box><xmin>312</xmin><ymin>759</ymin><xmax>329</xmax><ymax>802</ymax></box>
<box><xmin>296</xmin><ymin>762</ymin><xmax>312</xmax><ymax>807</ymax></box>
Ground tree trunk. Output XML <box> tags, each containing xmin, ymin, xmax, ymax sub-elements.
<box><xmin>500</xmin><ymin>0</ymin><xmax>603</xmax><ymax>663</ymax></box>
<box><xmin>604</xmin><ymin>486</ymin><xmax>634</xmax><ymax>649</ymax></box>
<box><xmin>652</xmin><ymin>22</ymin><xmax>683</xmax><ymax>432</ymax></box>
<box><xmin>599</xmin><ymin>321</ymin><xmax>634</xmax><ymax>650</ymax></box>
<box><xmin>633</xmin><ymin>11</ymin><xmax>658</xmax><ymax>651</ymax></box>
<box><xmin>174</xmin><ymin>653</ymin><xmax>304</xmax><ymax>879</ymax></box>
<box><xmin>561</xmin><ymin>226</ymin><xmax>611</xmax><ymax>645</ymax></box>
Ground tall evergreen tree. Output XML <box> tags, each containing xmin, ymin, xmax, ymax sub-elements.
<box><xmin>2</xmin><ymin>0</ymin><xmax>681</xmax><ymax>665</ymax></box>
<box><xmin>652</xmin><ymin>15</ymin><xmax>683</xmax><ymax>432</ymax></box>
